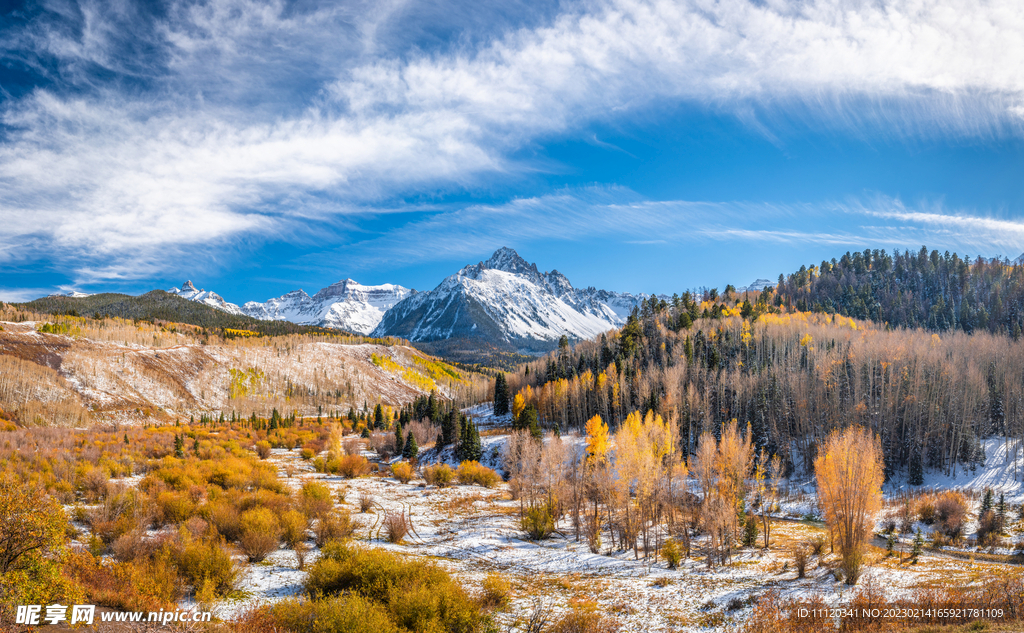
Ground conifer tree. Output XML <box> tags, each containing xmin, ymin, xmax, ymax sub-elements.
<box><xmin>395</xmin><ymin>422</ymin><xmax>404</xmax><ymax>457</ymax></box>
<box><xmin>518</xmin><ymin>405</ymin><xmax>541</xmax><ymax>440</ymax></box>
<box><xmin>174</xmin><ymin>434</ymin><xmax>185</xmax><ymax>459</ymax></box>
<box><xmin>494</xmin><ymin>373</ymin><xmax>510</xmax><ymax>416</ymax></box>
<box><xmin>403</xmin><ymin>432</ymin><xmax>418</xmax><ymax>460</ymax></box>
<box><xmin>458</xmin><ymin>419</ymin><xmax>482</xmax><ymax>462</ymax></box>
<box><xmin>909</xmin><ymin>451</ymin><xmax>924</xmax><ymax>486</ymax></box>
<box><xmin>982</xmin><ymin>488</ymin><xmax>994</xmax><ymax>515</ymax></box>
<box><xmin>428</xmin><ymin>392</ymin><xmax>440</xmax><ymax>423</ymax></box>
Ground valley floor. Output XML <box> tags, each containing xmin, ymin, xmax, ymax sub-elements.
<box><xmin>208</xmin><ymin>443</ymin><xmax>1024</xmax><ymax>632</ymax></box>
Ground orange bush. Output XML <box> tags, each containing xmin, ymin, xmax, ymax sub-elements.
<box><xmin>423</xmin><ymin>463</ymin><xmax>454</xmax><ymax>487</ymax></box>
<box><xmin>455</xmin><ymin>461</ymin><xmax>500</xmax><ymax>488</ymax></box>
<box><xmin>337</xmin><ymin>454</ymin><xmax>371</xmax><ymax>479</ymax></box>
<box><xmin>391</xmin><ymin>461</ymin><xmax>414</xmax><ymax>484</ymax></box>
<box><xmin>239</xmin><ymin>507</ymin><xmax>282</xmax><ymax>562</ymax></box>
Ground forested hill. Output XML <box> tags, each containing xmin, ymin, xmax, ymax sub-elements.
<box><xmin>15</xmin><ymin>291</ymin><xmax>366</xmax><ymax>339</ymax></box>
<box><xmin>773</xmin><ymin>247</ymin><xmax>1024</xmax><ymax>338</ymax></box>
<box><xmin>506</xmin><ymin>301</ymin><xmax>1024</xmax><ymax>481</ymax></box>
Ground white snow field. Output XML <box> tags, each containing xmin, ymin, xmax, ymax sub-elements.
<box><xmin>209</xmin><ymin>428</ymin><xmax>1024</xmax><ymax>632</ymax></box>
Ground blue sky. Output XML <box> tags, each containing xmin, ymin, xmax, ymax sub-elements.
<box><xmin>1</xmin><ymin>0</ymin><xmax>1024</xmax><ymax>303</ymax></box>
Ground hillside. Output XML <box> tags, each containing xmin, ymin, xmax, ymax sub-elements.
<box><xmin>509</xmin><ymin>295</ymin><xmax>1024</xmax><ymax>481</ymax></box>
<box><xmin>774</xmin><ymin>247</ymin><xmax>1024</xmax><ymax>338</ymax></box>
<box><xmin>0</xmin><ymin>308</ymin><xmax>486</xmax><ymax>426</ymax></box>
<box><xmin>18</xmin><ymin>290</ymin><xmax>354</xmax><ymax>337</ymax></box>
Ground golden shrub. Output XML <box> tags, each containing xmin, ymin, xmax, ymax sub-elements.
<box><xmin>456</xmin><ymin>461</ymin><xmax>500</xmax><ymax>488</ymax></box>
<box><xmin>423</xmin><ymin>463</ymin><xmax>454</xmax><ymax>487</ymax></box>
<box><xmin>239</xmin><ymin>507</ymin><xmax>282</xmax><ymax>562</ymax></box>
<box><xmin>391</xmin><ymin>461</ymin><xmax>414</xmax><ymax>484</ymax></box>
<box><xmin>337</xmin><ymin>454</ymin><xmax>371</xmax><ymax>479</ymax></box>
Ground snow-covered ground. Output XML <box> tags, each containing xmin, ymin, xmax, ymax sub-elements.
<box><xmin>887</xmin><ymin>437</ymin><xmax>1024</xmax><ymax>503</ymax></box>
<box><xmin>211</xmin><ymin>439</ymin><xmax>1024</xmax><ymax>632</ymax></box>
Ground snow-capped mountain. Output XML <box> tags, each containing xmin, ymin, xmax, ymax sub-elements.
<box><xmin>984</xmin><ymin>253</ymin><xmax>1024</xmax><ymax>265</ymax></box>
<box><xmin>167</xmin><ymin>281</ymin><xmax>243</xmax><ymax>315</ymax></box>
<box><xmin>49</xmin><ymin>290</ymin><xmax>93</xmax><ymax>298</ymax></box>
<box><xmin>372</xmin><ymin>247</ymin><xmax>645</xmax><ymax>351</ymax></box>
<box><xmin>241</xmin><ymin>280</ymin><xmax>413</xmax><ymax>335</ymax></box>
<box><xmin>738</xmin><ymin>279</ymin><xmax>775</xmax><ymax>293</ymax></box>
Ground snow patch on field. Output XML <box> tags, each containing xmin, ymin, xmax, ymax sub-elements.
<box><xmin>889</xmin><ymin>437</ymin><xmax>1024</xmax><ymax>503</ymax></box>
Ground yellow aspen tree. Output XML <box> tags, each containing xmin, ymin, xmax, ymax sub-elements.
<box><xmin>754</xmin><ymin>450</ymin><xmax>783</xmax><ymax>548</ymax></box>
<box><xmin>814</xmin><ymin>426</ymin><xmax>883</xmax><ymax>585</ymax></box>
<box><xmin>512</xmin><ymin>392</ymin><xmax>526</xmax><ymax>420</ymax></box>
<box><xmin>584</xmin><ymin>415</ymin><xmax>609</xmax><ymax>462</ymax></box>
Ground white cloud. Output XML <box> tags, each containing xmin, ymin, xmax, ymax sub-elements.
<box><xmin>324</xmin><ymin>188</ymin><xmax>1024</xmax><ymax>269</ymax></box>
<box><xmin>0</xmin><ymin>287</ymin><xmax>55</xmax><ymax>303</ymax></box>
<box><xmin>2</xmin><ymin>0</ymin><xmax>1024</xmax><ymax>281</ymax></box>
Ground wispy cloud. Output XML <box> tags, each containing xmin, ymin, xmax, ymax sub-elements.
<box><xmin>322</xmin><ymin>187</ymin><xmax>1024</xmax><ymax>270</ymax></box>
<box><xmin>2</xmin><ymin>0</ymin><xmax>1024</xmax><ymax>281</ymax></box>
<box><xmin>0</xmin><ymin>287</ymin><xmax>57</xmax><ymax>303</ymax></box>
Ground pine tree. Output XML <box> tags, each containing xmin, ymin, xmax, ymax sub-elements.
<box><xmin>493</xmin><ymin>373</ymin><xmax>510</xmax><ymax>416</ymax></box>
<box><xmin>997</xmin><ymin>492</ymin><xmax>1007</xmax><ymax>530</ymax></box>
<box><xmin>982</xmin><ymin>488</ymin><xmax>994</xmax><ymax>515</ymax></box>
<box><xmin>374</xmin><ymin>404</ymin><xmax>385</xmax><ymax>430</ymax></box>
<box><xmin>518</xmin><ymin>405</ymin><xmax>541</xmax><ymax>440</ymax></box>
<box><xmin>908</xmin><ymin>451</ymin><xmax>924</xmax><ymax>486</ymax></box>
<box><xmin>174</xmin><ymin>434</ymin><xmax>185</xmax><ymax>459</ymax></box>
<box><xmin>428</xmin><ymin>392</ymin><xmax>440</xmax><ymax>423</ymax></box>
<box><xmin>742</xmin><ymin>510</ymin><xmax>758</xmax><ymax>547</ymax></box>
<box><xmin>403</xmin><ymin>432</ymin><xmax>418</xmax><ymax>460</ymax></box>
<box><xmin>394</xmin><ymin>422</ymin><xmax>404</xmax><ymax>457</ymax></box>
<box><xmin>192</xmin><ymin>438</ymin><xmax>200</xmax><ymax>456</ymax></box>
<box><xmin>458</xmin><ymin>419</ymin><xmax>482</xmax><ymax>462</ymax></box>
<box><xmin>442</xmin><ymin>409</ymin><xmax>458</xmax><ymax>446</ymax></box>
<box><xmin>123</xmin><ymin>433</ymin><xmax>129</xmax><ymax>446</ymax></box>
<box><xmin>886</xmin><ymin>531</ymin><xmax>896</xmax><ymax>557</ymax></box>
<box><xmin>361</xmin><ymin>426</ymin><xmax>371</xmax><ymax>438</ymax></box>
<box><xmin>911</xmin><ymin>529</ymin><xmax>924</xmax><ymax>563</ymax></box>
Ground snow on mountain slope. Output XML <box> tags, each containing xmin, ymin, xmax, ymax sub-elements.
<box><xmin>982</xmin><ymin>253</ymin><xmax>1024</xmax><ymax>265</ymax></box>
<box><xmin>738</xmin><ymin>279</ymin><xmax>775</xmax><ymax>293</ymax></box>
<box><xmin>242</xmin><ymin>279</ymin><xmax>413</xmax><ymax>335</ymax></box>
<box><xmin>167</xmin><ymin>281</ymin><xmax>244</xmax><ymax>315</ymax></box>
<box><xmin>49</xmin><ymin>290</ymin><xmax>93</xmax><ymax>298</ymax></box>
<box><xmin>373</xmin><ymin>247</ymin><xmax>646</xmax><ymax>350</ymax></box>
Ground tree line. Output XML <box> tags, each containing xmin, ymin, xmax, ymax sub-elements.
<box><xmin>774</xmin><ymin>246</ymin><xmax>1024</xmax><ymax>338</ymax></box>
<box><xmin>503</xmin><ymin>306</ymin><xmax>1024</xmax><ymax>480</ymax></box>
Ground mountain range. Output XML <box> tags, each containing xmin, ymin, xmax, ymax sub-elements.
<box><xmin>41</xmin><ymin>247</ymin><xmax>774</xmax><ymax>353</ymax></box>
<box><xmin>372</xmin><ymin>247</ymin><xmax>643</xmax><ymax>352</ymax></box>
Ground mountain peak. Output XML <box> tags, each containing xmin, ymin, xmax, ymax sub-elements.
<box><xmin>181</xmin><ymin>280</ymin><xmax>198</xmax><ymax>293</ymax></box>
<box><xmin>484</xmin><ymin>247</ymin><xmax>536</xmax><ymax>275</ymax></box>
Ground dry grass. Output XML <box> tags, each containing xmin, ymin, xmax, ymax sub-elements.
<box><xmin>359</xmin><ymin>491</ymin><xmax>376</xmax><ymax>513</ymax></box>
<box><xmin>383</xmin><ymin>512</ymin><xmax>410</xmax><ymax>544</ymax></box>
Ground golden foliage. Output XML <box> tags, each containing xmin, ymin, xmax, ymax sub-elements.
<box><xmin>584</xmin><ymin>414</ymin><xmax>609</xmax><ymax>462</ymax></box>
<box><xmin>814</xmin><ymin>425</ymin><xmax>883</xmax><ymax>584</ymax></box>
